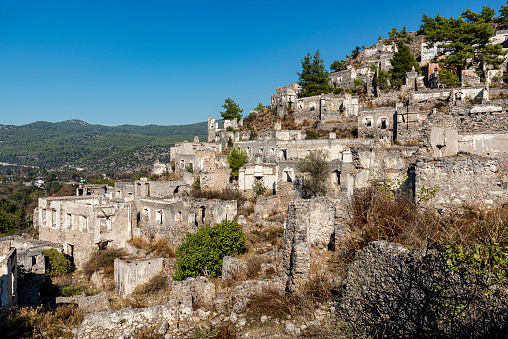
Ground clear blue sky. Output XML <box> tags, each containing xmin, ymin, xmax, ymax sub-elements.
<box><xmin>0</xmin><ymin>0</ymin><xmax>505</xmax><ymax>126</ymax></box>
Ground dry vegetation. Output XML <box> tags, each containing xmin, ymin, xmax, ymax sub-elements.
<box><xmin>128</xmin><ymin>237</ymin><xmax>176</xmax><ymax>258</ymax></box>
<box><xmin>83</xmin><ymin>248</ymin><xmax>127</xmax><ymax>277</ymax></box>
<box><xmin>1</xmin><ymin>305</ymin><xmax>85</xmax><ymax>339</ymax></box>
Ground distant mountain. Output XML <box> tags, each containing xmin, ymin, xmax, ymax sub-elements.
<box><xmin>0</xmin><ymin>119</ymin><xmax>210</xmax><ymax>172</ymax></box>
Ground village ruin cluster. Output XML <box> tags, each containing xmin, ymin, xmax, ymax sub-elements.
<box><xmin>1</xmin><ymin>26</ymin><xmax>508</xmax><ymax>339</ymax></box>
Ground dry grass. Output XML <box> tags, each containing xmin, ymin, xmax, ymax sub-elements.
<box><xmin>128</xmin><ymin>237</ymin><xmax>176</xmax><ymax>258</ymax></box>
<box><xmin>340</xmin><ymin>187</ymin><xmax>508</xmax><ymax>270</ymax></box>
<box><xmin>246</xmin><ymin>274</ymin><xmax>336</xmax><ymax>321</ymax></box>
<box><xmin>132</xmin><ymin>274</ymin><xmax>169</xmax><ymax>295</ymax></box>
<box><xmin>83</xmin><ymin>248</ymin><xmax>127</xmax><ymax>277</ymax></box>
<box><xmin>148</xmin><ymin>171</ymin><xmax>181</xmax><ymax>181</ymax></box>
<box><xmin>248</xmin><ymin>225</ymin><xmax>284</xmax><ymax>248</ymax></box>
<box><xmin>188</xmin><ymin>188</ymin><xmax>247</xmax><ymax>205</ymax></box>
<box><xmin>0</xmin><ymin>305</ymin><xmax>85</xmax><ymax>339</ymax></box>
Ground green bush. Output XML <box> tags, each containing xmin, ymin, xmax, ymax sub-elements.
<box><xmin>62</xmin><ymin>284</ymin><xmax>84</xmax><ymax>297</ymax></box>
<box><xmin>173</xmin><ymin>220</ymin><xmax>246</xmax><ymax>280</ymax></box>
<box><xmin>41</xmin><ymin>249</ymin><xmax>71</xmax><ymax>277</ymax></box>
<box><xmin>252</xmin><ymin>180</ymin><xmax>266</xmax><ymax>197</ymax></box>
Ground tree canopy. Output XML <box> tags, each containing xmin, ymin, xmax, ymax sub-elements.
<box><xmin>297</xmin><ymin>149</ymin><xmax>330</xmax><ymax>197</ymax></box>
<box><xmin>220</xmin><ymin>98</ymin><xmax>243</xmax><ymax>120</ymax></box>
<box><xmin>420</xmin><ymin>13</ymin><xmax>505</xmax><ymax>75</ymax></box>
<box><xmin>227</xmin><ymin>146</ymin><xmax>248</xmax><ymax>178</ymax></box>
<box><xmin>297</xmin><ymin>50</ymin><xmax>334</xmax><ymax>98</ymax></box>
<box><xmin>389</xmin><ymin>41</ymin><xmax>421</xmax><ymax>87</ymax></box>
<box><xmin>330</xmin><ymin>59</ymin><xmax>347</xmax><ymax>72</ymax></box>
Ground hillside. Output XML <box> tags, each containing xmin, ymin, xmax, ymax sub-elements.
<box><xmin>0</xmin><ymin>119</ymin><xmax>210</xmax><ymax>172</ymax></box>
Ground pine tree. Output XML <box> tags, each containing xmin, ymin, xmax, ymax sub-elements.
<box><xmin>297</xmin><ymin>50</ymin><xmax>334</xmax><ymax>98</ymax></box>
<box><xmin>389</xmin><ymin>41</ymin><xmax>421</xmax><ymax>88</ymax></box>
<box><xmin>330</xmin><ymin>59</ymin><xmax>346</xmax><ymax>72</ymax></box>
<box><xmin>421</xmin><ymin>12</ymin><xmax>505</xmax><ymax>75</ymax></box>
<box><xmin>220</xmin><ymin>98</ymin><xmax>243</xmax><ymax>120</ymax></box>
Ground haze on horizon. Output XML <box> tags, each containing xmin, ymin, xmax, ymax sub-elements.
<box><xmin>0</xmin><ymin>0</ymin><xmax>503</xmax><ymax>127</ymax></box>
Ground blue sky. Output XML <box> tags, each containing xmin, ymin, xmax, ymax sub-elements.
<box><xmin>0</xmin><ymin>0</ymin><xmax>505</xmax><ymax>126</ymax></box>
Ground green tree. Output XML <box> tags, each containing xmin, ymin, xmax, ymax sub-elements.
<box><xmin>389</xmin><ymin>41</ymin><xmax>421</xmax><ymax>88</ymax></box>
<box><xmin>399</xmin><ymin>25</ymin><xmax>408</xmax><ymax>38</ymax></box>
<box><xmin>254</xmin><ymin>103</ymin><xmax>264</xmax><ymax>111</ymax></box>
<box><xmin>297</xmin><ymin>149</ymin><xmax>330</xmax><ymax>197</ymax></box>
<box><xmin>297</xmin><ymin>50</ymin><xmax>334</xmax><ymax>98</ymax></box>
<box><xmin>227</xmin><ymin>146</ymin><xmax>248</xmax><ymax>179</ymax></box>
<box><xmin>500</xmin><ymin>3</ymin><xmax>508</xmax><ymax>23</ymax></box>
<box><xmin>352</xmin><ymin>46</ymin><xmax>361</xmax><ymax>58</ymax></box>
<box><xmin>389</xmin><ymin>26</ymin><xmax>398</xmax><ymax>38</ymax></box>
<box><xmin>330</xmin><ymin>59</ymin><xmax>347</xmax><ymax>72</ymax></box>
<box><xmin>461</xmin><ymin>6</ymin><xmax>495</xmax><ymax>23</ymax></box>
<box><xmin>220</xmin><ymin>98</ymin><xmax>243</xmax><ymax>120</ymax></box>
<box><xmin>438</xmin><ymin>69</ymin><xmax>461</xmax><ymax>88</ymax></box>
<box><xmin>421</xmin><ymin>13</ymin><xmax>505</xmax><ymax>76</ymax></box>
<box><xmin>173</xmin><ymin>220</ymin><xmax>246</xmax><ymax>280</ymax></box>
<box><xmin>376</xmin><ymin>69</ymin><xmax>391</xmax><ymax>92</ymax></box>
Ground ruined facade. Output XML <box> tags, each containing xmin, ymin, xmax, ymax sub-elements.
<box><xmin>34</xmin><ymin>196</ymin><xmax>135</xmax><ymax>268</ymax></box>
<box><xmin>0</xmin><ymin>242</ymin><xmax>17</xmax><ymax>307</ymax></box>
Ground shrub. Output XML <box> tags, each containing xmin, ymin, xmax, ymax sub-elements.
<box><xmin>61</xmin><ymin>284</ymin><xmax>84</xmax><ymax>297</ymax></box>
<box><xmin>297</xmin><ymin>149</ymin><xmax>330</xmax><ymax>197</ymax></box>
<box><xmin>132</xmin><ymin>274</ymin><xmax>168</xmax><ymax>295</ymax></box>
<box><xmin>342</xmin><ymin>243</ymin><xmax>508</xmax><ymax>338</ymax></box>
<box><xmin>173</xmin><ymin>220</ymin><xmax>246</xmax><ymax>280</ymax></box>
<box><xmin>193</xmin><ymin>176</ymin><xmax>201</xmax><ymax>190</ymax></box>
<box><xmin>188</xmin><ymin>188</ymin><xmax>246</xmax><ymax>206</ymax></box>
<box><xmin>41</xmin><ymin>249</ymin><xmax>71</xmax><ymax>277</ymax></box>
<box><xmin>83</xmin><ymin>248</ymin><xmax>126</xmax><ymax>277</ymax></box>
<box><xmin>305</xmin><ymin>130</ymin><xmax>323</xmax><ymax>140</ymax></box>
<box><xmin>227</xmin><ymin>146</ymin><xmax>248</xmax><ymax>178</ymax></box>
<box><xmin>186</xmin><ymin>163</ymin><xmax>194</xmax><ymax>173</ymax></box>
<box><xmin>252</xmin><ymin>180</ymin><xmax>266</xmax><ymax>197</ymax></box>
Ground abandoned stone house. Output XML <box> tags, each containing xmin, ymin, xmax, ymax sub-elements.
<box><xmin>34</xmin><ymin>192</ymin><xmax>237</xmax><ymax>269</ymax></box>
<box><xmin>0</xmin><ymin>235</ymin><xmax>62</xmax><ymax>307</ymax></box>
<box><xmin>34</xmin><ymin>196</ymin><xmax>135</xmax><ymax>269</ymax></box>
<box><xmin>207</xmin><ymin>116</ymin><xmax>250</xmax><ymax>148</ymax></box>
<box><xmin>134</xmin><ymin>196</ymin><xmax>237</xmax><ymax>247</ymax></box>
<box><xmin>0</xmin><ymin>241</ymin><xmax>17</xmax><ymax>307</ymax></box>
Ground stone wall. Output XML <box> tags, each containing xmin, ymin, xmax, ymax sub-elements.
<box><xmin>114</xmin><ymin>257</ymin><xmax>167</xmax><ymax>297</ymax></box>
<box><xmin>358</xmin><ymin>107</ymin><xmax>395</xmax><ymax>140</ymax></box>
<box><xmin>35</xmin><ymin>196</ymin><xmax>135</xmax><ymax>269</ymax></box>
<box><xmin>135</xmin><ymin>197</ymin><xmax>237</xmax><ymax>247</ymax></box>
<box><xmin>56</xmin><ymin>291</ymin><xmax>109</xmax><ymax>312</ymax></box>
<box><xmin>283</xmin><ymin>197</ymin><xmax>347</xmax><ymax>291</ymax></box>
<box><xmin>416</xmin><ymin>155</ymin><xmax>508</xmax><ymax>207</ymax></box>
<box><xmin>0</xmin><ymin>244</ymin><xmax>17</xmax><ymax>307</ymax></box>
<box><xmin>200</xmin><ymin>167</ymin><xmax>230</xmax><ymax>191</ymax></box>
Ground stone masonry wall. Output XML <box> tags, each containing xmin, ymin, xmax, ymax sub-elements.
<box><xmin>114</xmin><ymin>257</ymin><xmax>167</xmax><ymax>297</ymax></box>
<box><xmin>416</xmin><ymin>155</ymin><xmax>508</xmax><ymax>207</ymax></box>
<box><xmin>283</xmin><ymin>197</ymin><xmax>347</xmax><ymax>291</ymax></box>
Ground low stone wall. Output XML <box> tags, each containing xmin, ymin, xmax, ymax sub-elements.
<box><xmin>56</xmin><ymin>291</ymin><xmax>109</xmax><ymax>312</ymax></box>
<box><xmin>74</xmin><ymin>299</ymin><xmax>195</xmax><ymax>339</ymax></box>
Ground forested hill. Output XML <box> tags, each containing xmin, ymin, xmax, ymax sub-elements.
<box><xmin>0</xmin><ymin>119</ymin><xmax>209</xmax><ymax>172</ymax></box>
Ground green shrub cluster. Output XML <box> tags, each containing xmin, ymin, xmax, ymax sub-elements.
<box><xmin>173</xmin><ymin>220</ymin><xmax>246</xmax><ymax>280</ymax></box>
<box><xmin>61</xmin><ymin>284</ymin><xmax>84</xmax><ymax>297</ymax></box>
<box><xmin>41</xmin><ymin>249</ymin><xmax>71</xmax><ymax>277</ymax></box>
